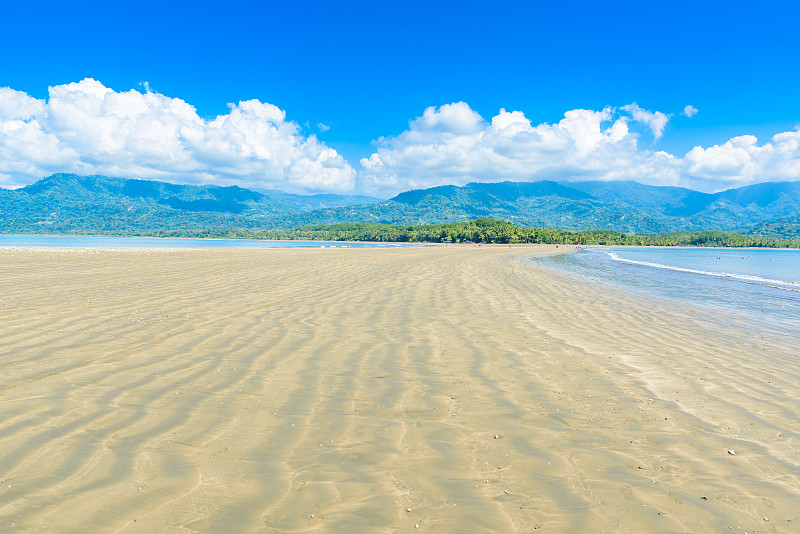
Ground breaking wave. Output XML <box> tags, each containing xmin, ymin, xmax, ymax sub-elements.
<box><xmin>607</xmin><ymin>252</ymin><xmax>800</xmax><ymax>292</ymax></box>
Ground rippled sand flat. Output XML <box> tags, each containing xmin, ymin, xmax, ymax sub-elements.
<box><xmin>1</xmin><ymin>245</ymin><xmax>799</xmax><ymax>533</ymax></box>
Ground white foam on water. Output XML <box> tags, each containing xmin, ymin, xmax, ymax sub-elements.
<box><xmin>607</xmin><ymin>252</ymin><xmax>800</xmax><ymax>291</ymax></box>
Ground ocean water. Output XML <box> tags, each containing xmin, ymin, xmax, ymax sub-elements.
<box><xmin>534</xmin><ymin>247</ymin><xmax>800</xmax><ymax>338</ymax></box>
<box><xmin>0</xmin><ymin>235</ymin><xmax>414</xmax><ymax>249</ymax></box>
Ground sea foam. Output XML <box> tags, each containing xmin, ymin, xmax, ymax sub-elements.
<box><xmin>606</xmin><ymin>252</ymin><xmax>800</xmax><ymax>292</ymax></box>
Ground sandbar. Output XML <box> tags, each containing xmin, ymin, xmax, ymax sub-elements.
<box><xmin>1</xmin><ymin>245</ymin><xmax>799</xmax><ymax>532</ymax></box>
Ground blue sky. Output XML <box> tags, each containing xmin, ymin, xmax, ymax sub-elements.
<box><xmin>1</xmin><ymin>0</ymin><xmax>799</xmax><ymax>196</ymax></box>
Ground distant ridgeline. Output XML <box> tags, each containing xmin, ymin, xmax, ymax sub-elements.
<box><xmin>2</xmin><ymin>173</ymin><xmax>800</xmax><ymax>245</ymax></box>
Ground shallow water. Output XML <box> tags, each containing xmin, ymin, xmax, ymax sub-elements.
<box><xmin>534</xmin><ymin>247</ymin><xmax>800</xmax><ymax>338</ymax></box>
<box><xmin>0</xmin><ymin>235</ymin><xmax>414</xmax><ymax>249</ymax></box>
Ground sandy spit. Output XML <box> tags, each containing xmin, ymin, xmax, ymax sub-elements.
<box><xmin>0</xmin><ymin>245</ymin><xmax>798</xmax><ymax>533</ymax></box>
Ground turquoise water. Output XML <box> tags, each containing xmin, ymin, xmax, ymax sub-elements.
<box><xmin>0</xmin><ymin>235</ymin><xmax>414</xmax><ymax>249</ymax></box>
<box><xmin>534</xmin><ymin>247</ymin><xmax>800</xmax><ymax>337</ymax></box>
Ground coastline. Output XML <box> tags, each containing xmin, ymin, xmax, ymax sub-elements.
<box><xmin>1</xmin><ymin>246</ymin><xmax>798</xmax><ymax>532</ymax></box>
<box><xmin>0</xmin><ymin>235</ymin><xmax>422</xmax><ymax>249</ymax></box>
<box><xmin>2</xmin><ymin>230</ymin><xmax>798</xmax><ymax>250</ymax></box>
<box><xmin>538</xmin><ymin>246</ymin><xmax>800</xmax><ymax>338</ymax></box>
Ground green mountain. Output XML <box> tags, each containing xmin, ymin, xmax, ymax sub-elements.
<box><xmin>2</xmin><ymin>173</ymin><xmax>800</xmax><ymax>237</ymax></box>
<box><xmin>0</xmin><ymin>173</ymin><xmax>380</xmax><ymax>234</ymax></box>
<box><xmin>254</xmin><ymin>188</ymin><xmax>382</xmax><ymax>211</ymax></box>
<box><xmin>286</xmin><ymin>180</ymin><xmax>800</xmax><ymax>235</ymax></box>
<box><xmin>746</xmin><ymin>215</ymin><xmax>800</xmax><ymax>239</ymax></box>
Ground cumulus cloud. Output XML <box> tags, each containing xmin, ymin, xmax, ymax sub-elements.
<box><xmin>3</xmin><ymin>82</ymin><xmax>799</xmax><ymax>196</ymax></box>
<box><xmin>0</xmin><ymin>79</ymin><xmax>355</xmax><ymax>192</ymax></box>
<box><xmin>620</xmin><ymin>103</ymin><xmax>671</xmax><ymax>140</ymax></box>
<box><xmin>0</xmin><ymin>87</ymin><xmax>45</xmax><ymax>120</ymax></box>
<box><xmin>683</xmin><ymin>104</ymin><xmax>699</xmax><ymax>117</ymax></box>
<box><xmin>359</xmin><ymin>102</ymin><xmax>682</xmax><ymax>195</ymax></box>
<box><xmin>358</xmin><ymin>102</ymin><xmax>800</xmax><ymax>196</ymax></box>
<box><xmin>684</xmin><ymin>131</ymin><xmax>800</xmax><ymax>190</ymax></box>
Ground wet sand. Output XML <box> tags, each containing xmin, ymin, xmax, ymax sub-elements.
<box><xmin>1</xmin><ymin>245</ymin><xmax>799</xmax><ymax>533</ymax></box>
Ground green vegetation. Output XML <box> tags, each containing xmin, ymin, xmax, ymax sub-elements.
<box><xmin>96</xmin><ymin>219</ymin><xmax>798</xmax><ymax>248</ymax></box>
<box><xmin>0</xmin><ymin>173</ymin><xmax>382</xmax><ymax>235</ymax></box>
<box><xmin>3</xmin><ymin>174</ymin><xmax>800</xmax><ymax>244</ymax></box>
<box><xmin>746</xmin><ymin>216</ymin><xmax>800</xmax><ymax>239</ymax></box>
<box><xmin>258</xmin><ymin>220</ymin><xmax>800</xmax><ymax>247</ymax></box>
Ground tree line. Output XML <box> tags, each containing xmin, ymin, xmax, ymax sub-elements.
<box><xmin>107</xmin><ymin>219</ymin><xmax>799</xmax><ymax>248</ymax></box>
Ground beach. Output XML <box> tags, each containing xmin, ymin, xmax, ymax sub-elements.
<box><xmin>1</xmin><ymin>245</ymin><xmax>799</xmax><ymax>533</ymax></box>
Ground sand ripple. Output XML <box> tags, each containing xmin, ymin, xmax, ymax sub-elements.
<box><xmin>1</xmin><ymin>246</ymin><xmax>799</xmax><ymax>532</ymax></box>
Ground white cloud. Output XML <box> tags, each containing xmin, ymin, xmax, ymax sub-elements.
<box><xmin>683</xmin><ymin>105</ymin><xmax>699</xmax><ymax>117</ymax></box>
<box><xmin>620</xmin><ymin>103</ymin><xmax>671</xmax><ymax>140</ymax></box>
<box><xmin>317</xmin><ymin>122</ymin><xmax>330</xmax><ymax>132</ymax></box>
<box><xmin>359</xmin><ymin>102</ymin><xmax>800</xmax><ymax>196</ymax></box>
<box><xmin>359</xmin><ymin>102</ymin><xmax>682</xmax><ymax>195</ymax></box>
<box><xmin>684</xmin><ymin>131</ymin><xmax>800</xmax><ymax>190</ymax></box>
<box><xmin>416</xmin><ymin>101</ymin><xmax>485</xmax><ymax>134</ymax></box>
<box><xmin>3</xmin><ymin>82</ymin><xmax>799</xmax><ymax>196</ymax></box>
<box><xmin>0</xmin><ymin>87</ymin><xmax>45</xmax><ymax>120</ymax></box>
<box><xmin>0</xmin><ymin>79</ymin><xmax>355</xmax><ymax>192</ymax></box>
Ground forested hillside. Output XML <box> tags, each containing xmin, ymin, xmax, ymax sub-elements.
<box><xmin>0</xmin><ymin>174</ymin><xmax>380</xmax><ymax>233</ymax></box>
<box><xmin>3</xmin><ymin>173</ymin><xmax>800</xmax><ymax>238</ymax></box>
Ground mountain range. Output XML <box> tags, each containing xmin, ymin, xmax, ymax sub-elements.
<box><xmin>2</xmin><ymin>173</ymin><xmax>800</xmax><ymax>238</ymax></box>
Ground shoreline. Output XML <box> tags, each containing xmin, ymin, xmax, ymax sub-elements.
<box><xmin>2</xmin><ymin>246</ymin><xmax>798</xmax><ymax>532</ymax></box>
<box><xmin>534</xmin><ymin>246</ymin><xmax>800</xmax><ymax>340</ymax></box>
<box><xmin>2</xmin><ymin>232</ymin><xmax>798</xmax><ymax>250</ymax></box>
